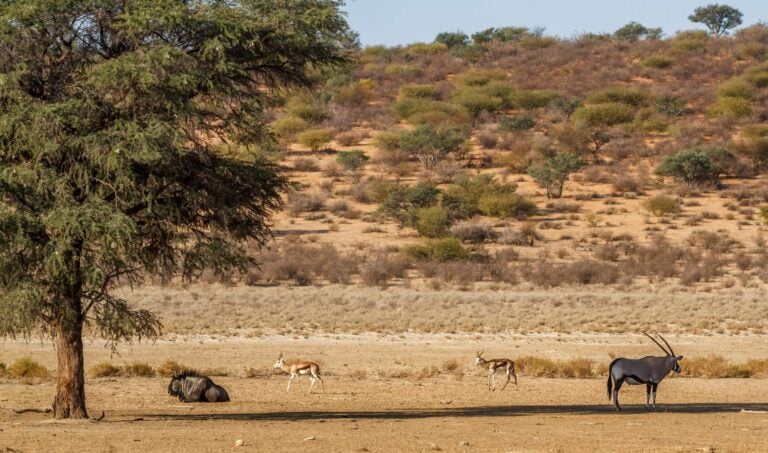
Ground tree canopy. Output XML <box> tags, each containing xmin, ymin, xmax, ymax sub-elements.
<box><xmin>0</xmin><ymin>0</ymin><xmax>353</xmax><ymax>418</ymax></box>
<box><xmin>689</xmin><ymin>4</ymin><xmax>743</xmax><ymax>36</ymax></box>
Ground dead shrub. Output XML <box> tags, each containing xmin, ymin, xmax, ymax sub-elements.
<box><xmin>545</xmin><ymin>201</ymin><xmax>580</xmax><ymax>213</ymax></box>
<box><xmin>7</xmin><ymin>357</ymin><xmax>48</xmax><ymax>379</ymax></box>
<box><xmin>477</xmin><ymin>130</ymin><xmax>499</xmax><ymax>149</ymax></box>
<box><xmin>612</xmin><ymin>175</ymin><xmax>643</xmax><ymax>194</ymax></box>
<box><xmin>287</xmin><ymin>191</ymin><xmax>325</xmax><ymax>216</ymax></box>
<box><xmin>90</xmin><ymin>362</ymin><xmax>121</xmax><ymax>378</ymax></box>
<box><xmin>123</xmin><ymin>362</ymin><xmax>155</xmax><ymax>377</ymax></box>
<box><xmin>436</xmin><ymin>261</ymin><xmax>486</xmax><ymax>286</ymax></box>
<box><xmin>292</xmin><ymin>157</ymin><xmax>319</xmax><ymax>172</ymax></box>
<box><xmin>157</xmin><ymin>359</ymin><xmax>189</xmax><ymax>377</ymax></box>
<box><xmin>244</xmin><ymin>367</ymin><xmax>272</xmax><ymax>378</ymax></box>
<box><xmin>360</xmin><ymin>249</ymin><xmax>410</xmax><ymax>287</ymax></box>
<box><xmin>517</xmin><ymin>356</ymin><xmax>598</xmax><ymax>378</ymax></box>
<box><xmin>625</xmin><ymin>240</ymin><xmax>682</xmax><ymax>281</ymax></box>
<box><xmin>336</xmin><ymin>130</ymin><xmax>367</xmax><ymax>146</ymax></box>
<box><xmin>450</xmin><ymin>220</ymin><xmax>498</xmax><ymax>243</ymax></box>
<box><xmin>686</xmin><ymin>230</ymin><xmax>739</xmax><ymax>254</ymax></box>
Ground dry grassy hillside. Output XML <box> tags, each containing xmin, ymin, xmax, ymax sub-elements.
<box><xmin>208</xmin><ymin>26</ymin><xmax>768</xmax><ymax>293</ymax></box>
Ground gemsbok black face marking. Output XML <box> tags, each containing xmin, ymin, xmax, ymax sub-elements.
<box><xmin>607</xmin><ymin>333</ymin><xmax>683</xmax><ymax>411</ymax></box>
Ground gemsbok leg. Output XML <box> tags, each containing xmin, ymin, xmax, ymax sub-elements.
<box><xmin>612</xmin><ymin>377</ymin><xmax>625</xmax><ymax>411</ymax></box>
<box><xmin>651</xmin><ymin>383</ymin><xmax>658</xmax><ymax>408</ymax></box>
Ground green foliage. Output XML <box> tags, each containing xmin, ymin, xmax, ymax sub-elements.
<box><xmin>642</xmin><ymin>55</ymin><xmax>675</xmax><ymax>69</ymax></box>
<box><xmin>405</xmin><ymin>42</ymin><xmax>449</xmax><ymax>55</ymax></box>
<box><xmin>456</xmin><ymin>69</ymin><xmax>507</xmax><ymax>87</ymax></box>
<box><xmin>573</xmin><ymin>103</ymin><xmax>635</xmax><ymax>127</ymax></box>
<box><xmin>587</xmin><ymin>87</ymin><xmax>648</xmax><ymax>106</ymax></box>
<box><xmin>0</xmin><ymin>0</ymin><xmax>350</xmax><ymax>417</ymax></box>
<box><xmin>392</xmin><ymin>97</ymin><xmax>469</xmax><ymax>126</ymax></box>
<box><xmin>672</xmin><ymin>30</ymin><xmax>710</xmax><ymax>51</ymax></box>
<box><xmin>528</xmin><ymin>153</ymin><xmax>584</xmax><ymax>199</ymax></box>
<box><xmin>717</xmin><ymin>79</ymin><xmax>756</xmax><ymax>100</ymax></box>
<box><xmin>434</xmin><ymin>31</ymin><xmax>469</xmax><ymax>48</ymax></box>
<box><xmin>710</xmin><ymin>96</ymin><xmax>753</xmax><ymax>119</ymax></box>
<box><xmin>298</xmin><ymin>129</ymin><xmax>334</xmax><ymax>151</ymax></box>
<box><xmin>399</xmin><ymin>84</ymin><xmax>439</xmax><ymax>99</ymax></box>
<box><xmin>286</xmin><ymin>95</ymin><xmax>330</xmax><ymax>123</ymax></box>
<box><xmin>8</xmin><ymin>357</ymin><xmax>48</xmax><ymax>379</ymax></box>
<box><xmin>689</xmin><ymin>3</ymin><xmax>743</xmax><ymax>36</ymax></box>
<box><xmin>442</xmin><ymin>174</ymin><xmax>534</xmax><ymax>219</ymax></box>
<box><xmin>760</xmin><ymin>206</ymin><xmax>768</xmax><ymax>225</ymax></box>
<box><xmin>374</xmin><ymin>130</ymin><xmax>405</xmax><ymax>152</ymax></box>
<box><xmin>271</xmin><ymin>116</ymin><xmax>310</xmax><ymax>140</ymax></box>
<box><xmin>513</xmin><ymin>90</ymin><xmax>562</xmax><ymax>109</ymax></box>
<box><xmin>399</xmin><ymin>125</ymin><xmax>467</xmax><ymax>168</ymax></box>
<box><xmin>550</xmin><ymin>98</ymin><xmax>582</xmax><ymax>119</ymax></box>
<box><xmin>499</xmin><ymin>115</ymin><xmax>536</xmax><ymax>131</ymax></box>
<box><xmin>403</xmin><ymin>238</ymin><xmax>469</xmax><ymax>262</ymax></box>
<box><xmin>472</xmin><ymin>27</ymin><xmax>531</xmax><ymax>44</ymax></box>
<box><xmin>336</xmin><ymin>150</ymin><xmax>370</xmax><ymax>173</ymax></box>
<box><xmin>655</xmin><ymin>96</ymin><xmax>687</xmax><ymax>116</ymax></box>
<box><xmin>378</xmin><ymin>183</ymin><xmax>441</xmax><ymax>227</ymax></box>
<box><xmin>654</xmin><ymin>149</ymin><xmax>721</xmax><ymax>185</ymax></box>
<box><xmin>452</xmin><ymin>89</ymin><xmax>503</xmax><ymax>117</ymax></box>
<box><xmin>614</xmin><ymin>22</ymin><xmax>657</xmax><ymax>41</ymax></box>
<box><xmin>334</xmin><ymin>80</ymin><xmax>374</xmax><ymax>107</ymax></box>
<box><xmin>415</xmin><ymin>206</ymin><xmax>451</xmax><ymax>238</ymax></box>
<box><xmin>642</xmin><ymin>195</ymin><xmax>681</xmax><ymax>217</ymax></box>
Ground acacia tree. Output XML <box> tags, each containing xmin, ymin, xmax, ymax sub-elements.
<box><xmin>0</xmin><ymin>0</ymin><xmax>352</xmax><ymax>419</ymax></box>
<box><xmin>689</xmin><ymin>4</ymin><xmax>743</xmax><ymax>36</ymax></box>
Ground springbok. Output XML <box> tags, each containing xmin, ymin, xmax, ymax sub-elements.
<box><xmin>274</xmin><ymin>352</ymin><xmax>324</xmax><ymax>393</ymax></box>
<box><xmin>607</xmin><ymin>333</ymin><xmax>684</xmax><ymax>411</ymax></box>
<box><xmin>475</xmin><ymin>350</ymin><xmax>517</xmax><ymax>391</ymax></box>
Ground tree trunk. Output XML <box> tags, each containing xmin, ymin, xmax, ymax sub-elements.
<box><xmin>53</xmin><ymin>321</ymin><xmax>88</xmax><ymax>419</ymax></box>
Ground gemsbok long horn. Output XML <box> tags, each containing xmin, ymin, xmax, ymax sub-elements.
<box><xmin>643</xmin><ymin>332</ymin><xmax>670</xmax><ymax>356</ymax></box>
<box><xmin>656</xmin><ymin>334</ymin><xmax>676</xmax><ymax>357</ymax></box>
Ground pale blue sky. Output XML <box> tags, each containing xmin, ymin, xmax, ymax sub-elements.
<box><xmin>344</xmin><ymin>1</ymin><xmax>768</xmax><ymax>46</ymax></box>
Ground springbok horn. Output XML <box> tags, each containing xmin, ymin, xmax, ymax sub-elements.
<box><xmin>656</xmin><ymin>334</ymin><xmax>676</xmax><ymax>357</ymax></box>
<box><xmin>643</xmin><ymin>332</ymin><xmax>671</xmax><ymax>356</ymax></box>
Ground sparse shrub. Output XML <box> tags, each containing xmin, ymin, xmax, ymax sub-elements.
<box><xmin>655</xmin><ymin>96</ymin><xmax>687</xmax><ymax>117</ymax></box>
<box><xmin>477</xmin><ymin>191</ymin><xmax>536</xmax><ymax>218</ymax></box>
<box><xmin>335</xmin><ymin>130</ymin><xmax>366</xmax><ymax>146</ymax></box>
<box><xmin>498</xmin><ymin>114</ymin><xmax>536</xmax><ymax>131</ymax></box>
<box><xmin>528</xmin><ymin>153</ymin><xmax>584</xmax><ymax>199</ymax></box>
<box><xmin>404</xmin><ymin>237</ymin><xmax>469</xmax><ymax>262</ymax></box>
<box><xmin>626</xmin><ymin>240</ymin><xmax>682</xmax><ymax>280</ymax></box>
<box><xmin>335</xmin><ymin>150</ymin><xmax>369</xmax><ymax>180</ymax></box>
<box><xmin>298</xmin><ymin>129</ymin><xmax>334</xmax><ymax>152</ymax></box>
<box><xmin>399</xmin><ymin>125</ymin><xmax>467</xmax><ymax>169</ymax></box>
<box><xmin>572</xmin><ymin>103</ymin><xmax>635</xmax><ymax>127</ymax></box>
<box><xmin>124</xmin><ymin>362</ymin><xmax>155</xmax><ymax>377</ymax></box>
<box><xmin>517</xmin><ymin>356</ymin><xmax>598</xmax><ymax>378</ymax></box>
<box><xmin>286</xmin><ymin>95</ymin><xmax>329</xmax><ymax>123</ymax></box>
<box><xmin>287</xmin><ymin>191</ymin><xmax>325</xmax><ymax>216</ymax></box>
<box><xmin>244</xmin><ymin>367</ymin><xmax>272</xmax><ymax>378</ymax></box>
<box><xmin>442</xmin><ymin>173</ymin><xmax>534</xmax><ymax>219</ymax></box>
<box><xmin>513</xmin><ymin>89</ymin><xmax>561</xmax><ymax>109</ymax></box>
<box><xmin>451</xmin><ymin>220</ymin><xmax>497</xmax><ymax>243</ymax></box>
<box><xmin>90</xmin><ymin>362</ymin><xmax>121</xmax><ymax>378</ymax></box>
<box><xmin>452</xmin><ymin>89</ymin><xmax>503</xmax><ymax>117</ymax></box>
<box><xmin>399</xmin><ymin>84</ymin><xmax>439</xmax><ymax>99</ymax></box>
<box><xmin>732</xmin><ymin>138</ymin><xmax>768</xmax><ymax>172</ymax></box>
<box><xmin>292</xmin><ymin>157</ymin><xmax>319</xmax><ymax>172</ymax></box>
<box><xmin>641</xmin><ymin>195</ymin><xmax>680</xmax><ymax>217</ymax></box>
<box><xmin>157</xmin><ymin>359</ymin><xmax>190</xmax><ymax>377</ymax></box>
<box><xmin>566</xmin><ymin>259</ymin><xmax>620</xmax><ymax>284</ymax></box>
<box><xmin>613</xmin><ymin>175</ymin><xmax>642</xmax><ymax>194</ymax></box>
<box><xmin>477</xmin><ymin>130</ymin><xmax>498</xmax><ymax>149</ymax></box>
<box><xmin>8</xmin><ymin>357</ymin><xmax>48</xmax><ymax>379</ymax></box>
<box><xmin>374</xmin><ymin>130</ymin><xmax>404</xmax><ymax>152</ymax></box>
<box><xmin>588</xmin><ymin>87</ymin><xmax>648</xmax><ymax>107</ymax></box>
<box><xmin>642</xmin><ymin>55</ymin><xmax>675</xmax><ymax>69</ymax></box>
<box><xmin>717</xmin><ymin>78</ymin><xmax>756</xmax><ymax>100</ymax></box>
<box><xmin>360</xmin><ymin>249</ymin><xmax>410</xmax><ymax>287</ymax></box>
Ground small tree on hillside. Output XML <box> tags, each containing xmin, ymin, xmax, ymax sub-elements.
<box><xmin>336</xmin><ymin>150</ymin><xmax>369</xmax><ymax>181</ymax></box>
<box><xmin>528</xmin><ymin>153</ymin><xmax>584</xmax><ymax>199</ymax></box>
<box><xmin>614</xmin><ymin>22</ymin><xmax>649</xmax><ymax>41</ymax></box>
<box><xmin>689</xmin><ymin>4</ymin><xmax>743</xmax><ymax>36</ymax></box>
<box><xmin>654</xmin><ymin>148</ymin><xmax>721</xmax><ymax>186</ymax></box>
<box><xmin>435</xmin><ymin>31</ymin><xmax>469</xmax><ymax>48</ymax></box>
<box><xmin>0</xmin><ymin>0</ymin><xmax>352</xmax><ymax>419</ymax></box>
<box><xmin>399</xmin><ymin>125</ymin><xmax>466</xmax><ymax>169</ymax></box>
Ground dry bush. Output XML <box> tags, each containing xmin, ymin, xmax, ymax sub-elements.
<box><xmin>201</xmin><ymin>367</ymin><xmax>229</xmax><ymax>377</ymax></box>
<box><xmin>435</xmin><ymin>261</ymin><xmax>486</xmax><ymax>286</ymax></box>
<box><xmin>360</xmin><ymin>249</ymin><xmax>410</xmax><ymax>287</ymax></box>
<box><xmin>545</xmin><ymin>201</ymin><xmax>580</xmax><ymax>213</ymax></box>
<box><xmin>641</xmin><ymin>195</ymin><xmax>680</xmax><ymax>217</ymax></box>
<box><xmin>123</xmin><ymin>362</ymin><xmax>156</xmax><ymax>377</ymax></box>
<box><xmin>90</xmin><ymin>362</ymin><xmax>121</xmax><ymax>378</ymax></box>
<box><xmin>682</xmin><ymin>356</ymin><xmax>768</xmax><ymax>378</ymax></box>
<box><xmin>520</xmin><ymin>259</ymin><xmax>620</xmax><ymax>287</ymax></box>
<box><xmin>686</xmin><ymin>230</ymin><xmax>740</xmax><ymax>254</ymax></box>
<box><xmin>157</xmin><ymin>359</ymin><xmax>190</xmax><ymax>377</ymax></box>
<box><xmin>416</xmin><ymin>365</ymin><xmax>441</xmax><ymax>380</ymax></box>
<box><xmin>292</xmin><ymin>157</ymin><xmax>319</xmax><ymax>172</ymax></box>
<box><xmin>517</xmin><ymin>356</ymin><xmax>598</xmax><ymax>378</ymax></box>
<box><xmin>348</xmin><ymin>369</ymin><xmax>368</xmax><ymax>380</ymax></box>
<box><xmin>7</xmin><ymin>357</ymin><xmax>48</xmax><ymax>379</ymax></box>
<box><xmin>287</xmin><ymin>191</ymin><xmax>325</xmax><ymax>216</ymax></box>
<box><xmin>335</xmin><ymin>130</ymin><xmax>367</xmax><ymax>147</ymax></box>
<box><xmin>244</xmin><ymin>367</ymin><xmax>272</xmax><ymax>378</ymax></box>
<box><xmin>450</xmin><ymin>220</ymin><xmax>497</xmax><ymax>243</ymax></box>
<box><xmin>680</xmin><ymin>253</ymin><xmax>725</xmax><ymax>285</ymax></box>
<box><xmin>612</xmin><ymin>175</ymin><xmax>643</xmax><ymax>194</ymax></box>
<box><xmin>625</xmin><ymin>240</ymin><xmax>682</xmax><ymax>281</ymax></box>
<box><xmin>477</xmin><ymin>129</ymin><xmax>499</xmax><ymax>149</ymax></box>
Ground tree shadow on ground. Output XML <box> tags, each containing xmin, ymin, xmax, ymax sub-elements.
<box><xmin>129</xmin><ymin>403</ymin><xmax>768</xmax><ymax>423</ymax></box>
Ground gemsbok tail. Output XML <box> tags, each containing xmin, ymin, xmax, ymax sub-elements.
<box><xmin>607</xmin><ymin>358</ymin><xmax>620</xmax><ymax>401</ymax></box>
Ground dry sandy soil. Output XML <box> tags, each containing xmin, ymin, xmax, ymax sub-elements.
<box><xmin>2</xmin><ymin>333</ymin><xmax>768</xmax><ymax>452</ymax></box>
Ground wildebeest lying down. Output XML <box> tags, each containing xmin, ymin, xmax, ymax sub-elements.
<box><xmin>167</xmin><ymin>371</ymin><xmax>230</xmax><ymax>403</ymax></box>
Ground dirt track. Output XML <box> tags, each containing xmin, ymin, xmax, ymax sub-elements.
<box><xmin>2</xmin><ymin>334</ymin><xmax>768</xmax><ymax>452</ymax></box>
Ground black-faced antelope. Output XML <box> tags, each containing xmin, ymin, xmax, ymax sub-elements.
<box><xmin>475</xmin><ymin>350</ymin><xmax>517</xmax><ymax>391</ymax></box>
<box><xmin>607</xmin><ymin>333</ymin><xmax>684</xmax><ymax>411</ymax></box>
<box><xmin>274</xmin><ymin>352</ymin><xmax>324</xmax><ymax>393</ymax></box>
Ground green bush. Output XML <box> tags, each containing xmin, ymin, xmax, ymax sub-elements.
<box><xmin>671</xmin><ymin>30</ymin><xmax>709</xmax><ymax>52</ymax></box>
<box><xmin>415</xmin><ymin>205</ymin><xmax>451</xmax><ymax>237</ymax></box>
<box><xmin>710</xmin><ymin>96</ymin><xmax>753</xmax><ymax>119</ymax></box>
<box><xmin>374</xmin><ymin>130</ymin><xmax>404</xmax><ymax>152</ymax></box>
<box><xmin>404</xmin><ymin>238</ymin><xmax>469</xmax><ymax>262</ymax></box>
<box><xmin>528</xmin><ymin>153</ymin><xmax>584</xmax><ymax>199</ymax></box>
<box><xmin>477</xmin><ymin>192</ymin><xmax>536</xmax><ymax>218</ymax></box>
<box><xmin>456</xmin><ymin>69</ymin><xmax>506</xmax><ymax>87</ymax></box>
<box><xmin>654</xmin><ymin>148</ymin><xmax>720</xmax><ymax>185</ymax></box>
<box><xmin>392</xmin><ymin>97</ymin><xmax>469</xmax><ymax>125</ymax></box>
<box><xmin>513</xmin><ymin>89</ymin><xmax>561</xmax><ymax>109</ymax></box>
<box><xmin>8</xmin><ymin>356</ymin><xmax>48</xmax><ymax>379</ymax></box>
<box><xmin>405</xmin><ymin>42</ymin><xmax>449</xmax><ymax>55</ymax></box>
<box><xmin>399</xmin><ymin>125</ymin><xmax>467</xmax><ymax>168</ymax></box>
<box><xmin>298</xmin><ymin>129</ymin><xmax>334</xmax><ymax>151</ymax></box>
<box><xmin>572</xmin><ymin>103</ymin><xmax>635</xmax><ymax>127</ymax></box>
<box><xmin>760</xmin><ymin>206</ymin><xmax>768</xmax><ymax>225</ymax></box>
<box><xmin>452</xmin><ymin>90</ymin><xmax>503</xmax><ymax>117</ymax></box>
<box><xmin>588</xmin><ymin>87</ymin><xmax>648</xmax><ymax>106</ymax></box>
<box><xmin>384</xmin><ymin>64</ymin><xmax>421</xmax><ymax>77</ymax></box>
<box><xmin>434</xmin><ymin>31</ymin><xmax>469</xmax><ymax>48</ymax></box>
<box><xmin>336</xmin><ymin>150</ymin><xmax>369</xmax><ymax>173</ymax></box>
<box><xmin>286</xmin><ymin>95</ymin><xmax>329</xmax><ymax>123</ymax></box>
<box><xmin>271</xmin><ymin>116</ymin><xmax>309</xmax><ymax>140</ymax></box>
<box><xmin>378</xmin><ymin>182</ymin><xmax>441</xmax><ymax>227</ymax></box>
<box><xmin>399</xmin><ymin>84</ymin><xmax>438</xmax><ymax>99</ymax></box>
<box><xmin>499</xmin><ymin>114</ymin><xmax>536</xmax><ymax>131</ymax></box>
<box><xmin>641</xmin><ymin>195</ymin><xmax>680</xmax><ymax>217</ymax></box>
<box><xmin>717</xmin><ymin>79</ymin><xmax>756</xmax><ymax>100</ymax></box>
<box><xmin>642</xmin><ymin>55</ymin><xmax>675</xmax><ymax>69</ymax></box>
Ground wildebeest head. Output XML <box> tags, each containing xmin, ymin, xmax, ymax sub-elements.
<box><xmin>167</xmin><ymin>370</ymin><xmax>202</xmax><ymax>400</ymax></box>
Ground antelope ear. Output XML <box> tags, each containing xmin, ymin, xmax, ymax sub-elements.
<box><xmin>677</xmin><ymin>355</ymin><xmax>684</xmax><ymax>360</ymax></box>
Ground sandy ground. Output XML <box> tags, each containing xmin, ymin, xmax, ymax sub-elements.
<box><xmin>2</xmin><ymin>334</ymin><xmax>768</xmax><ymax>452</ymax></box>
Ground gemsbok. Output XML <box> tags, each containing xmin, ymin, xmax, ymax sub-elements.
<box><xmin>475</xmin><ymin>350</ymin><xmax>517</xmax><ymax>391</ymax></box>
<box><xmin>607</xmin><ymin>333</ymin><xmax>683</xmax><ymax>411</ymax></box>
<box><xmin>274</xmin><ymin>352</ymin><xmax>324</xmax><ymax>393</ymax></box>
